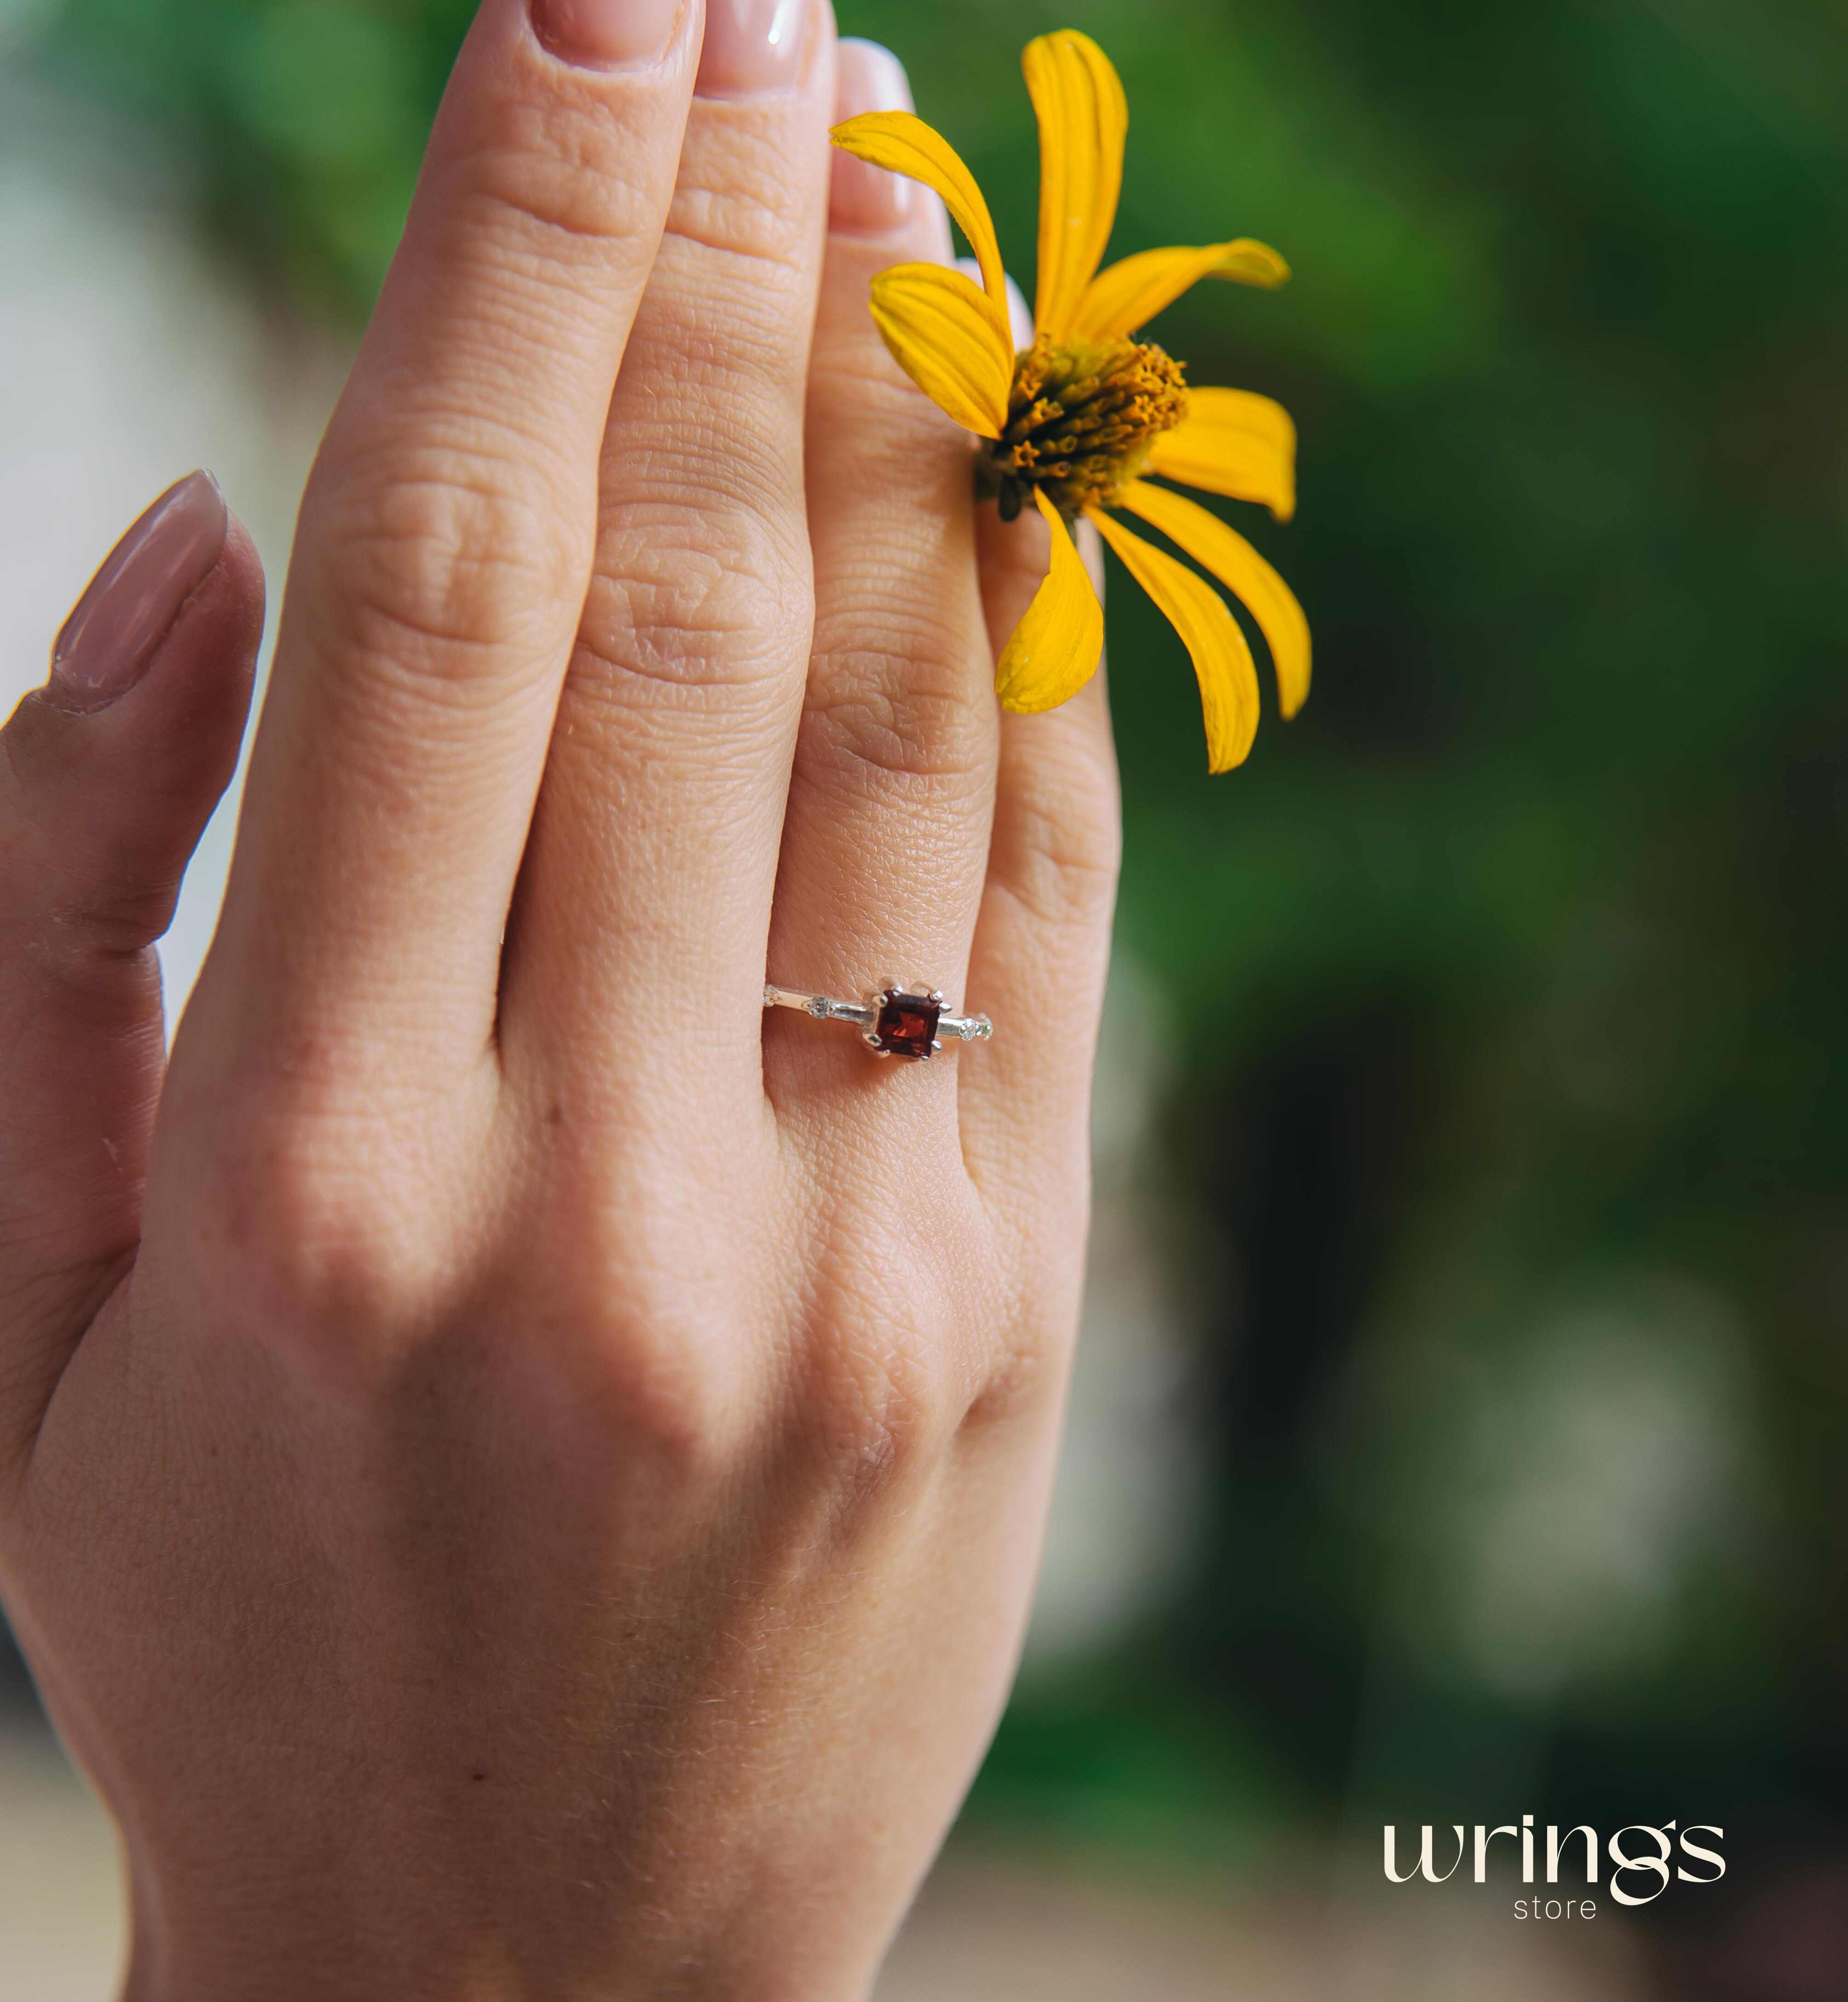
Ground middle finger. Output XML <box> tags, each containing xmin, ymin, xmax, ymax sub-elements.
<box><xmin>502</xmin><ymin>0</ymin><xmax>835</xmax><ymax>1111</ymax></box>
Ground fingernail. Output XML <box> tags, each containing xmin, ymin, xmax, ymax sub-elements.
<box><xmin>533</xmin><ymin>0</ymin><xmax>680</xmax><ymax>70</ymax></box>
<box><xmin>697</xmin><ymin>0</ymin><xmax>807</xmax><ymax>98</ymax></box>
<box><xmin>830</xmin><ymin>40</ymin><xmax>913</xmax><ymax>231</ymax></box>
<box><xmin>50</xmin><ymin>472</ymin><xmax>228</xmax><ymax>712</ymax></box>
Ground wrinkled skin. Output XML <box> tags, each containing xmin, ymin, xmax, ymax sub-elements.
<box><xmin>0</xmin><ymin>5</ymin><xmax>1119</xmax><ymax>1999</ymax></box>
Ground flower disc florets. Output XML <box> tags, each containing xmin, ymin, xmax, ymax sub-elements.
<box><xmin>978</xmin><ymin>335</ymin><xmax>1190</xmax><ymax>521</ymax></box>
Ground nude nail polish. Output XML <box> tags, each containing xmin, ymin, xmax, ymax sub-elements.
<box><xmin>50</xmin><ymin>472</ymin><xmax>228</xmax><ymax>712</ymax></box>
<box><xmin>697</xmin><ymin>0</ymin><xmax>807</xmax><ymax>98</ymax></box>
<box><xmin>533</xmin><ymin>0</ymin><xmax>680</xmax><ymax>70</ymax></box>
<box><xmin>830</xmin><ymin>40</ymin><xmax>914</xmax><ymax>231</ymax></box>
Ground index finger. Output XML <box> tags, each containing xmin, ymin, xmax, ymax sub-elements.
<box><xmin>198</xmin><ymin>0</ymin><xmax>703</xmax><ymax>1092</ymax></box>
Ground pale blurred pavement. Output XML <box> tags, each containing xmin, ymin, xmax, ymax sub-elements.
<box><xmin>0</xmin><ymin>1720</ymin><xmax>1657</xmax><ymax>2002</ymax></box>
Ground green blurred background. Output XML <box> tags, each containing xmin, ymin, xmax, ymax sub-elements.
<box><xmin>9</xmin><ymin>0</ymin><xmax>1848</xmax><ymax>1991</ymax></box>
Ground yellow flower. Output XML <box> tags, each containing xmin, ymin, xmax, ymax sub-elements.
<box><xmin>831</xmin><ymin>29</ymin><xmax>1309</xmax><ymax>773</ymax></box>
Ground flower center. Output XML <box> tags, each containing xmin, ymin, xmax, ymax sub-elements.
<box><xmin>977</xmin><ymin>335</ymin><xmax>1190</xmax><ymax>522</ymax></box>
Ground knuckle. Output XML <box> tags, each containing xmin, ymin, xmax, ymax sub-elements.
<box><xmin>795</xmin><ymin>1243</ymin><xmax>1063</xmax><ymax>1482</ymax></box>
<box><xmin>802</xmin><ymin>1312</ymin><xmax>941</xmax><ymax>1500</ymax></box>
<box><xmin>813</xmin><ymin>335</ymin><xmax>931</xmax><ymax>411</ymax></box>
<box><xmin>185</xmin><ymin>1087</ymin><xmax>454</xmax><ymax>1401</ymax></box>
<box><xmin>960</xmin><ymin>1285</ymin><xmax>1068</xmax><ymax>1433</ymax></box>
<box><xmin>795</xmin><ymin>1237</ymin><xmax>973</xmax><ymax>1501</ymax></box>
<box><xmin>526</xmin><ymin>1184</ymin><xmax>759</xmax><ymax>1475</ymax></box>
<box><xmin>453</xmin><ymin>93</ymin><xmax>661</xmax><ymax>270</ymax></box>
<box><xmin>568</xmin><ymin>1303</ymin><xmax>741</xmax><ymax>1479</ymax></box>
<box><xmin>665</xmin><ymin>142</ymin><xmax>818</xmax><ymax>277</ymax></box>
<box><xmin>11</xmin><ymin>902</ymin><xmax>165</xmax><ymax>1028</ymax></box>
<box><xmin>993</xmin><ymin>781</ymin><xmax>1123</xmax><ymax>933</ymax></box>
<box><xmin>583</xmin><ymin>1313</ymin><xmax>740</xmax><ymax>1475</ymax></box>
<box><xmin>811</xmin><ymin>344</ymin><xmax>971</xmax><ymax>476</ymax></box>
<box><xmin>576</xmin><ymin>516</ymin><xmax>811</xmax><ymax>698</ymax></box>
<box><xmin>306</xmin><ymin>447</ymin><xmax>583</xmax><ymax>681</ymax></box>
<box><xmin>45</xmin><ymin>888</ymin><xmax>175</xmax><ymax>970</ymax></box>
<box><xmin>1</xmin><ymin>706</ymin><xmax>175</xmax><ymax>971</ymax></box>
<box><xmin>804</xmin><ymin>677</ymin><xmax>992</xmax><ymax>794</ymax></box>
<box><xmin>803</xmin><ymin>608</ymin><xmax>995</xmax><ymax>792</ymax></box>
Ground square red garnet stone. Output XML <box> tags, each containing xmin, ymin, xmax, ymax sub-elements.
<box><xmin>871</xmin><ymin>988</ymin><xmax>942</xmax><ymax>1059</ymax></box>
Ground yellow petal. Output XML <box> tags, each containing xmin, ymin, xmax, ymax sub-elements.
<box><xmin>868</xmin><ymin>264</ymin><xmax>1014</xmax><ymax>440</ymax></box>
<box><xmin>1116</xmin><ymin>478</ymin><xmax>1310</xmax><ymax>718</ymax></box>
<box><xmin>830</xmin><ymin>111</ymin><xmax>1008</xmax><ymax>316</ymax></box>
<box><xmin>1090</xmin><ymin>508</ymin><xmax>1259</xmax><ymax>772</ymax></box>
<box><xmin>995</xmin><ymin>490</ymin><xmax>1106</xmax><ymax>713</ymax></box>
<box><xmin>1070</xmin><ymin>238</ymin><xmax>1290</xmax><ymax>341</ymax></box>
<box><xmin>1143</xmin><ymin>386</ymin><xmax>1297</xmax><ymax>522</ymax></box>
<box><xmin>1023</xmin><ymin>30</ymin><xmax>1128</xmax><ymax>341</ymax></box>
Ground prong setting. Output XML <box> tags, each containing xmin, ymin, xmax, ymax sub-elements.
<box><xmin>764</xmin><ymin>979</ymin><xmax>991</xmax><ymax>1061</ymax></box>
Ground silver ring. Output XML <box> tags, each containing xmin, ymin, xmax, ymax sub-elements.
<box><xmin>762</xmin><ymin>982</ymin><xmax>993</xmax><ymax>1061</ymax></box>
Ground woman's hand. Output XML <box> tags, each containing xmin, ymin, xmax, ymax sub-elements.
<box><xmin>0</xmin><ymin>4</ymin><xmax>1118</xmax><ymax>1996</ymax></box>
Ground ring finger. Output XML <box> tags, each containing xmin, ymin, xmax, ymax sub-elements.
<box><xmin>766</xmin><ymin>40</ymin><xmax>999</xmax><ymax>1120</ymax></box>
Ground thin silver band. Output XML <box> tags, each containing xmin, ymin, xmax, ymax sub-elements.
<box><xmin>762</xmin><ymin>984</ymin><xmax>993</xmax><ymax>1045</ymax></box>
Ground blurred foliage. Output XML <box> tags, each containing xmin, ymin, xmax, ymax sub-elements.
<box><xmin>26</xmin><ymin>0</ymin><xmax>1848</xmax><ymax>1921</ymax></box>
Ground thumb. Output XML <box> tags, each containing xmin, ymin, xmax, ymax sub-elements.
<box><xmin>0</xmin><ymin>471</ymin><xmax>263</xmax><ymax>1472</ymax></box>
